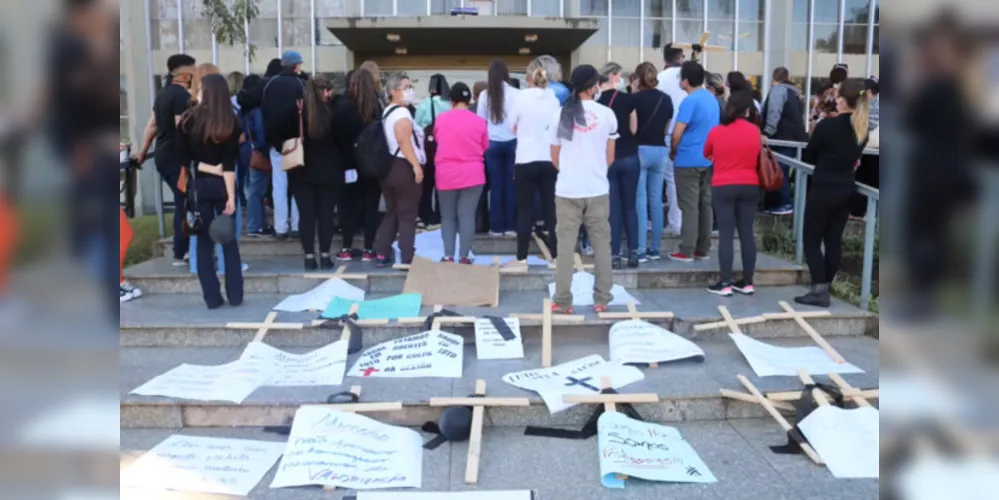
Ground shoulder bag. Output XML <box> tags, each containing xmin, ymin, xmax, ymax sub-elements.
<box><xmin>758</xmin><ymin>143</ymin><xmax>785</xmax><ymax>192</ymax></box>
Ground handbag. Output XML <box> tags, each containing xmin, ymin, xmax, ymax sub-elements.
<box><xmin>183</xmin><ymin>162</ymin><xmax>203</xmax><ymax>235</ymax></box>
<box><xmin>758</xmin><ymin>143</ymin><xmax>785</xmax><ymax>192</ymax></box>
<box><xmin>246</xmin><ymin>111</ymin><xmax>271</xmax><ymax>172</ymax></box>
<box><xmin>281</xmin><ymin>99</ymin><xmax>305</xmax><ymax>171</ymax></box>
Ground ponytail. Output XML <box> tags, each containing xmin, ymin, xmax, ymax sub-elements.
<box><xmin>850</xmin><ymin>96</ymin><xmax>870</xmax><ymax>146</ymax></box>
<box><xmin>529</xmin><ymin>66</ymin><xmax>549</xmax><ymax>88</ymax></box>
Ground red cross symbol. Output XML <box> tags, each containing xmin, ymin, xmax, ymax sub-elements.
<box><xmin>361</xmin><ymin>367</ymin><xmax>380</xmax><ymax>377</ymax></box>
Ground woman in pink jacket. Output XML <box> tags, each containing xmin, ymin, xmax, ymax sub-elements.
<box><xmin>433</xmin><ymin>82</ymin><xmax>490</xmax><ymax>263</ymax></box>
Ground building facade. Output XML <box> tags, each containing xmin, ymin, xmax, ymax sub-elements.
<box><xmin>120</xmin><ymin>0</ymin><xmax>879</xmax><ymax>214</ymax></box>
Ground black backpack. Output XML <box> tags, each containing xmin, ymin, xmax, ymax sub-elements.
<box><xmin>355</xmin><ymin>105</ymin><xmax>404</xmax><ymax>179</ymax></box>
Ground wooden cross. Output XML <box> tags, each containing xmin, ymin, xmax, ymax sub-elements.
<box><xmin>827</xmin><ymin>373</ymin><xmax>875</xmax><ymax>408</ymax></box>
<box><xmin>672</xmin><ymin>32</ymin><xmax>726</xmax><ymax>62</ymax></box>
<box><xmin>797</xmin><ymin>370</ymin><xmax>831</xmax><ymax>406</ymax></box>
<box><xmin>226</xmin><ymin>312</ymin><xmax>305</xmax><ymax>342</ymax></box>
<box><xmin>511</xmin><ymin>298</ymin><xmax>585</xmax><ymax>368</ymax></box>
<box><xmin>720</xmin><ymin>389</ymin><xmax>795</xmax><ymax>412</ymax></box>
<box><xmin>301</xmin><ymin>264</ymin><xmax>369</xmax><ymax>281</ymax></box>
<box><xmin>308</xmin><ymin>302</ymin><xmax>391</xmax><ymax>329</ymax></box>
<box><xmin>396</xmin><ymin>305</ymin><xmax>479</xmax><ymax>329</ymax></box>
<box><xmin>768</xmin><ymin>301</ymin><xmax>846</xmax><ymax>364</ymax></box>
<box><xmin>693</xmin><ymin>306</ymin><xmax>766</xmax><ymax>334</ymax></box>
<box><xmin>597</xmin><ymin>302</ymin><xmax>676</xmax><ymax>368</ymax></box>
<box><xmin>428</xmin><ymin>379</ymin><xmax>530</xmax><ymax>484</ymax></box>
<box><xmin>549</xmin><ymin>253</ymin><xmax>595</xmax><ymax>271</ymax></box>
<box><xmin>738</xmin><ymin>375</ymin><xmax>824</xmax><ymax>465</ymax></box>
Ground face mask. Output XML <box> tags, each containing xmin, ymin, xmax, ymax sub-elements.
<box><xmin>615</xmin><ymin>79</ymin><xmax>627</xmax><ymax>91</ymax></box>
<box><xmin>403</xmin><ymin>89</ymin><xmax>416</xmax><ymax>104</ymax></box>
<box><xmin>594</xmin><ymin>88</ymin><xmax>602</xmax><ymax>101</ymax></box>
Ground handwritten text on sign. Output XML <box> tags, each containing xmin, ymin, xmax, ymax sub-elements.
<box><xmin>502</xmin><ymin>355</ymin><xmax>644</xmax><ymax>413</ymax></box>
<box><xmin>609</xmin><ymin>320</ymin><xmax>705</xmax><ymax>365</ymax></box>
<box><xmin>348</xmin><ymin>331</ymin><xmax>463</xmax><ymax>378</ymax></box>
<box><xmin>129</xmin><ymin>359</ymin><xmax>274</xmax><ymax>404</ymax></box>
<box><xmin>240</xmin><ymin>341</ymin><xmax>348</xmax><ymax>387</ymax></box>
<box><xmin>798</xmin><ymin>406</ymin><xmax>879</xmax><ymax>478</ymax></box>
<box><xmin>597</xmin><ymin>412</ymin><xmax>717</xmax><ymax>488</ymax></box>
<box><xmin>270</xmin><ymin>407</ymin><xmax>423</xmax><ymax>490</ymax></box>
<box><xmin>729</xmin><ymin>333</ymin><xmax>863</xmax><ymax>377</ymax></box>
<box><xmin>474</xmin><ymin>318</ymin><xmax>524</xmax><ymax>360</ymax></box>
<box><xmin>120</xmin><ymin>435</ymin><xmax>285</xmax><ymax>496</ymax></box>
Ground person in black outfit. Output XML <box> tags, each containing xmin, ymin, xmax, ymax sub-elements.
<box><xmin>596</xmin><ymin>63</ymin><xmax>640</xmax><ymax>269</ymax></box>
<box><xmin>177</xmin><ymin>74</ymin><xmax>244</xmax><ymax>309</ymax></box>
<box><xmin>795</xmin><ymin>79</ymin><xmax>870</xmax><ymax>307</ymax></box>
<box><xmin>291</xmin><ymin>75</ymin><xmax>342</xmax><ymax>271</ymax></box>
<box><xmin>332</xmin><ymin>68</ymin><xmax>383</xmax><ymax>262</ymax></box>
<box><xmin>417</xmin><ymin>73</ymin><xmax>448</xmax><ymax>227</ymax></box>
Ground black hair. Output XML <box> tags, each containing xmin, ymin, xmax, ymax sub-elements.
<box><xmin>680</xmin><ymin>61</ymin><xmax>705</xmax><ymax>87</ymax></box>
<box><xmin>663</xmin><ymin>43</ymin><xmax>684</xmax><ymax>66</ymax></box>
<box><xmin>449</xmin><ymin>82</ymin><xmax>473</xmax><ymax>105</ymax></box>
<box><xmin>243</xmin><ymin>74</ymin><xmax>262</xmax><ymax>91</ymax></box>
<box><xmin>830</xmin><ymin>64</ymin><xmax>849</xmax><ymax>84</ymax></box>
<box><xmin>486</xmin><ymin>60</ymin><xmax>510</xmax><ymax>125</ymax></box>
<box><xmin>265</xmin><ymin>58</ymin><xmax>283</xmax><ymax>77</ymax></box>
<box><xmin>726</xmin><ymin>71</ymin><xmax>752</xmax><ymax>93</ymax></box>
<box><xmin>721</xmin><ymin>90</ymin><xmax>755</xmax><ymax>126</ymax></box>
<box><xmin>863</xmin><ymin>77</ymin><xmax>879</xmax><ymax>95</ymax></box>
<box><xmin>429</xmin><ymin>74</ymin><xmax>450</xmax><ymax>99</ymax></box>
<box><xmin>166</xmin><ymin>54</ymin><xmax>196</xmax><ymax>73</ymax></box>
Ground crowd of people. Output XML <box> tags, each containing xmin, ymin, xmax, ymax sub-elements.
<box><xmin>131</xmin><ymin>45</ymin><xmax>876</xmax><ymax>312</ymax></box>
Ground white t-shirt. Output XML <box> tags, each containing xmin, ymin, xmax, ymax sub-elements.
<box><xmin>510</xmin><ymin>87</ymin><xmax>561</xmax><ymax>165</ymax></box>
<box><xmin>476</xmin><ymin>82</ymin><xmax>520</xmax><ymax>142</ymax></box>
<box><xmin>547</xmin><ymin>100</ymin><xmax>619</xmax><ymax>199</ymax></box>
<box><xmin>383</xmin><ymin>105</ymin><xmax>421</xmax><ymax>161</ymax></box>
<box><xmin>656</xmin><ymin>67</ymin><xmax>686</xmax><ymax>135</ymax></box>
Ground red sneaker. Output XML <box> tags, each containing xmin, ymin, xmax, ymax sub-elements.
<box><xmin>593</xmin><ymin>304</ymin><xmax>608</xmax><ymax>313</ymax></box>
<box><xmin>459</xmin><ymin>257</ymin><xmax>474</xmax><ymax>265</ymax></box>
<box><xmin>362</xmin><ymin>250</ymin><xmax>376</xmax><ymax>262</ymax></box>
<box><xmin>668</xmin><ymin>252</ymin><xmax>694</xmax><ymax>262</ymax></box>
<box><xmin>551</xmin><ymin>303</ymin><xmax>574</xmax><ymax>315</ymax></box>
<box><xmin>441</xmin><ymin>257</ymin><xmax>455</xmax><ymax>263</ymax></box>
<box><xmin>336</xmin><ymin>249</ymin><xmax>353</xmax><ymax>261</ymax></box>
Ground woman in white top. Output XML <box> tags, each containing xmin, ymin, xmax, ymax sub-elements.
<box><xmin>477</xmin><ymin>60</ymin><xmax>520</xmax><ymax>236</ymax></box>
<box><xmin>507</xmin><ymin>57</ymin><xmax>562</xmax><ymax>266</ymax></box>
<box><xmin>373</xmin><ymin>75</ymin><xmax>425</xmax><ymax>268</ymax></box>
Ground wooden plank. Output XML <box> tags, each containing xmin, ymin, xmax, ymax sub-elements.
<box><xmin>737</xmin><ymin>375</ymin><xmax>824</xmax><ymax>465</ymax></box>
<box><xmin>718</xmin><ymin>306</ymin><xmax>742</xmax><ymax>334</ymax></box>
<box><xmin>720</xmin><ymin>389</ymin><xmax>795</xmax><ymax>412</ymax></box>
<box><xmin>778</xmin><ymin>301</ymin><xmax>846</xmax><ymax>363</ymax></box>
<box><xmin>465</xmin><ymin>380</ymin><xmax>487</xmax><ymax>484</ymax></box>
<box><xmin>766</xmin><ymin>388</ymin><xmax>878</xmax><ymax>402</ymax></box>
<box><xmin>532</xmin><ymin>232</ymin><xmax>554</xmax><ymax>263</ymax></box>
<box><xmin>428</xmin><ymin>397</ymin><xmax>531</xmax><ymax>407</ymax></box>
<box><xmin>511</xmin><ymin>313</ymin><xmax>585</xmax><ymax>322</ymax></box>
<box><xmin>302</xmin><ymin>265</ymin><xmax>368</xmax><ymax>281</ymax></box>
<box><xmin>693</xmin><ymin>315</ymin><xmax>766</xmax><ymax>332</ymax></box>
<box><xmin>597</xmin><ymin>302</ymin><xmax>675</xmax><ymax>321</ymax></box>
<box><xmin>561</xmin><ymin>393</ymin><xmax>660</xmax><ymax>404</ymax></box>
<box><xmin>542</xmin><ymin>299</ymin><xmax>553</xmax><ymax>368</ymax></box>
<box><xmin>827</xmin><ymin>373</ymin><xmax>873</xmax><ymax>408</ymax></box>
<box><xmin>762</xmin><ymin>310</ymin><xmax>833</xmax><ymax>320</ymax></box>
<box><xmin>305</xmin><ymin>402</ymin><xmax>404</xmax><ymax>412</ymax></box>
<box><xmin>796</xmin><ymin>370</ymin><xmax>830</xmax><ymax>406</ymax></box>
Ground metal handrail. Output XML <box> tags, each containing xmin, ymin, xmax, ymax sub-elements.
<box><xmin>767</xmin><ymin>138</ymin><xmax>881</xmax><ymax>158</ymax></box>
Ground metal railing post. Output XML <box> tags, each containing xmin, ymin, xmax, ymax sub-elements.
<box><xmin>860</xmin><ymin>197</ymin><xmax>877</xmax><ymax>311</ymax></box>
<box><xmin>973</xmin><ymin>168</ymin><xmax>999</xmax><ymax>323</ymax></box>
<box><xmin>794</xmin><ymin>167</ymin><xmax>805</xmax><ymax>265</ymax></box>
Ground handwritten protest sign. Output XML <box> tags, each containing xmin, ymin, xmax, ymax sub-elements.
<box><xmin>120</xmin><ymin>435</ymin><xmax>285</xmax><ymax>496</ymax></box>
<box><xmin>359</xmin><ymin>492</ymin><xmax>536</xmax><ymax>499</ymax></box>
<box><xmin>322</xmin><ymin>293</ymin><xmax>423</xmax><ymax>321</ymax></box>
<box><xmin>129</xmin><ymin>359</ymin><xmax>273</xmax><ymax>404</ymax></box>
<box><xmin>502</xmin><ymin>355</ymin><xmax>644</xmax><ymax>413</ymax></box>
<box><xmin>548</xmin><ymin>272</ymin><xmax>638</xmax><ymax>307</ymax></box>
<box><xmin>240</xmin><ymin>341</ymin><xmax>348</xmax><ymax>387</ymax></box>
<box><xmin>274</xmin><ymin>279</ymin><xmax>365</xmax><ymax>312</ymax></box>
<box><xmin>270</xmin><ymin>407</ymin><xmax>423</xmax><ymax>489</ymax></box>
<box><xmin>798</xmin><ymin>406</ymin><xmax>879</xmax><ymax>478</ymax></box>
<box><xmin>474</xmin><ymin>318</ymin><xmax>524</xmax><ymax>360</ymax></box>
<box><xmin>348</xmin><ymin>331</ymin><xmax>464</xmax><ymax>378</ymax></box>
<box><xmin>597</xmin><ymin>412</ymin><xmax>717</xmax><ymax>488</ymax></box>
<box><xmin>730</xmin><ymin>333</ymin><xmax>863</xmax><ymax>377</ymax></box>
<box><xmin>609</xmin><ymin>320</ymin><xmax>704</xmax><ymax>365</ymax></box>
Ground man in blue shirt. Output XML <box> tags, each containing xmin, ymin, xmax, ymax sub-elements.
<box><xmin>669</xmin><ymin>61</ymin><xmax>719</xmax><ymax>262</ymax></box>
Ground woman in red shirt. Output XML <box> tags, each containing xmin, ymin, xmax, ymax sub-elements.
<box><xmin>703</xmin><ymin>90</ymin><xmax>761</xmax><ymax>296</ymax></box>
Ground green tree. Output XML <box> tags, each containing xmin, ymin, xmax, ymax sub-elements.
<box><xmin>200</xmin><ymin>0</ymin><xmax>260</xmax><ymax>59</ymax></box>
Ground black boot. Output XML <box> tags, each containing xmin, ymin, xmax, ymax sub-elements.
<box><xmin>319</xmin><ymin>255</ymin><xmax>335</xmax><ymax>270</ymax></box>
<box><xmin>794</xmin><ymin>283</ymin><xmax>831</xmax><ymax>308</ymax></box>
<box><xmin>304</xmin><ymin>255</ymin><xmax>318</xmax><ymax>271</ymax></box>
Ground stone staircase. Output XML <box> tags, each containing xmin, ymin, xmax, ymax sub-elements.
<box><xmin>120</xmin><ymin>234</ymin><xmax>880</xmax><ymax>499</ymax></box>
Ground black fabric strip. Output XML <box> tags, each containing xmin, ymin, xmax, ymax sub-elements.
<box><xmin>484</xmin><ymin>315</ymin><xmax>516</xmax><ymax>341</ymax></box>
<box><xmin>328</xmin><ymin>312</ymin><xmax>363</xmax><ymax>354</ymax></box>
<box><xmin>421</xmin><ymin>421</ymin><xmax>448</xmax><ymax>450</ymax></box>
<box><xmin>524</xmin><ymin>388</ymin><xmax>645</xmax><ymax>440</ymax></box>
<box><xmin>770</xmin><ymin>428</ymin><xmax>809</xmax><ymax>455</ymax></box>
<box><xmin>262</xmin><ymin>416</ymin><xmax>294</xmax><ymax>436</ymax></box>
<box><xmin>424</xmin><ymin>309</ymin><xmax>461</xmax><ymax>331</ymax></box>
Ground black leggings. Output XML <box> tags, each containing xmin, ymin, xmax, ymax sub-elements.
<box><xmin>803</xmin><ymin>185</ymin><xmax>854</xmax><ymax>284</ymax></box>
<box><xmin>514</xmin><ymin>162</ymin><xmax>558</xmax><ymax>261</ymax></box>
<box><xmin>339</xmin><ymin>177</ymin><xmax>382</xmax><ymax>250</ymax></box>
<box><xmin>291</xmin><ymin>180</ymin><xmax>338</xmax><ymax>255</ymax></box>
<box><xmin>712</xmin><ymin>185</ymin><xmax>759</xmax><ymax>284</ymax></box>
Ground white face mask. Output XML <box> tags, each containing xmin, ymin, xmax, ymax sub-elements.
<box><xmin>403</xmin><ymin>89</ymin><xmax>416</xmax><ymax>104</ymax></box>
<box><xmin>615</xmin><ymin>78</ymin><xmax>627</xmax><ymax>91</ymax></box>
<box><xmin>594</xmin><ymin>87</ymin><xmax>602</xmax><ymax>101</ymax></box>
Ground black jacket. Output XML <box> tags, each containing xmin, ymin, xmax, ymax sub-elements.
<box><xmin>290</xmin><ymin>96</ymin><xmax>345</xmax><ymax>186</ymax></box>
<box><xmin>330</xmin><ymin>97</ymin><xmax>372</xmax><ymax>170</ymax></box>
<box><xmin>762</xmin><ymin>82</ymin><xmax>808</xmax><ymax>142</ymax></box>
<box><xmin>803</xmin><ymin>113</ymin><xmax>867</xmax><ymax>188</ymax></box>
<box><xmin>237</xmin><ymin>69</ymin><xmax>308</xmax><ymax>150</ymax></box>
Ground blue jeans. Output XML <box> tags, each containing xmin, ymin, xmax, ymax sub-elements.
<box><xmin>608</xmin><ymin>155</ymin><xmax>640</xmax><ymax>255</ymax></box>
<box><xmin>160</xmin><ymin>168</ymin><xmax>189</xmax><ymax>260</ymax></box>
<box><xmin>190</xmin><ymin>198</ymin><xmax>242</xmax><ymax>274</ymax></box>
<box><xmin>246</xmin><ymin>166</ymin><xmax>269</xmax><ymax>233</ymax></box>
<box><xmin>636</xmin><ymin>145</ymin><xmax>668</xmax><ymax>254</ymax></box>
<box><xmin>485</xmin><ymin>139</ymin><xmax>517</xmax><ymax>233</ymax></box>
<box><xmin>771</xmin><ymin>146</ymin><xmax>796</xmax><ymax>209</ymax></box>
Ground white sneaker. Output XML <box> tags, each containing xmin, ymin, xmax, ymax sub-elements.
<box><xmin>664</xmin><ymin>226</ymin><xmax>681</xmax><ymax>237</ymax></box>
<box><xmin>120</xmin><ymin>282</ymin><xmax>142</xmax><ymax>303</ymax></box>
<box><xmin>504</xmin><ymin>231</ymin><xmax>517</xmax><ymax>237</ymax></box>
<box><xmin>489</xmin><ymin>231</ymin><xmax>504</xmax><ymax>237</ymax></box>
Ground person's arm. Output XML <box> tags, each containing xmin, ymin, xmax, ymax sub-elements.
<box><xmin>547</xmin><ymin>113</ymin><xmax>560</xmax><ymax>169</ymax></box>
<box><xmin>606</xmin><ymin>111</ymin><xmax>619</xmax><ymax>168</ymax></box>
<box><xmin>763</xmin><ymin>85</ymin><xmax>787</xmax><ymax>137</ymax></box>
<box><xmin>394</xmin><ymin>115</ymin><xmax>424</xmax><ymax>183</ymax></box>
<box><xmin>802</xmin><ymin>118</ymin><xmax>826</xmax><ymax>165</ymax></box>
<box><xmin>670</xmin><ymin>122</ymin><xmax>686</xmax><ymax>162</ymax></box>
<box><xmin>508</xmin><ymin>97</ymin><xmax>521</xmax><ymax>136</ymax></box>
<box><xmin>661</xmin><ymin>95</ymin><xmax>675</xmax><ymax>133</ymax></box>
<box><xmin>670</xmin><ymin>98</ymin><xmax>693</xmax><ymax>161</ymax></box>
<box><xmin>480</xmin><ymin>122</ymin><xmax>491</xmax><ymax>153</ymax></box>
<box><xmin>703</xmin><ymin>129</ymin><xmax>715</xmax><ymax>161</ymax></box>
<box><xmin>414</xmin><ymin>99</ymin><xmax>430</xmax><ymax>129</ymax></box>
<box><xmin>629</xmin><ymin>110</ymin><xmax>638</xmax><ymax>135</ymax></box>
<box><xmin>606</xmin><ymin>140</ymin><xmax>616</xmax><ymax>168</ymax></box>
<box><xmin>135</xmin><ymin>115</ymin><xmax>156</xmax><ymax>163</ymax></box>
<box><xmin>223</xmin><ymin>128</ymin><xmax>239</xmax><ymax>214</ymax></box>
<box><xmin>176</xmin><ymin>123</ymin><xmax>192</xmax><ymax>175</ymax></box>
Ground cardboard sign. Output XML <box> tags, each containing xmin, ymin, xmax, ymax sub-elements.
<box><xmin>322</xmin><ymin>293</ymin><xmax>423</xmax><ymax>321</ymax></box>
<box><xmin>120</xmin><ymin>435</ymin><xmax>285</xmax><ymax>496</ymax></box>
<box><xmin>730</xmin><ymin>333</ymin><xmax>863</xmax><ymax>377</ymax></box>
<box><xmin>274</xmin><ymin>278</ymin><xmax>365</xmax><ymax>312</ymax></box>
<box><xmin>597</xmin><ymin>412</ymin><xmax>717</xmax><ymax>488</ymax></box>
<box><xmin>798</xmin><ymin>406</ymin><xmax>880</xmax><ymax>478</ymax></box>
<box><xmin>270</xmin><ymin>408</ymin><xmax>423</xmax><ymax>489</ymax></box>
<box><xmin>474</xmin><ymin>318</ymin><xmax>524</xmax><ymax>360</ymax></box>
<box><xmin>348</xmin><ymin>331</ymin><xmax>464</xmax><ymax>378</ymax></box>
<box><xmin>502</xmin><ymin>355</ymin><xmax>644</xmax><ymax>413</ymax></box>
<box><xmin>129</xmin><ymin>359</ymin><xmax>273</xmax><ymax>404</ymax></box>
<box><xmin>240</xmin><ymin>341</ymin><xmax>348</xmax><ymax>387</ymax></box>
<box><xmin>548</xmin><ymin>272</ymin><xmax>638</xmax><ymax>307</ymax></box>
<box><xmin>609</xmin><ymin>320</ymin><xmax>705</xmax><ymax>365</ymax></box>
<box><xmin>403</xmin><ymin>257</ymin><xmax>500</xmax><ymax>307</ymax></box>
<box><xmin>359</xmin><ymin>492</ymin><xmax>536</xmax><ymax>499</ymax></box>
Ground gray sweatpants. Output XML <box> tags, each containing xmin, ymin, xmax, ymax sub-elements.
<box><xmin>438</xmin><ymin>185</ymin><xmax>484</xmax><ymax>259</ymax></box>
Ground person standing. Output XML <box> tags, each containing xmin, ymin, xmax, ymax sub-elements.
<box><xmin>597</xmin><ymin>63</ymin><xmax>640</xmax><ymax>269</ymax></box>
<box><xmin>703</xmin><ymin>90</ymin><xmax>760</xmax><ymax>296</ymax></box>
<box><xmin>240</xmin><ymin>75</ymin><xmax>275</xmax><ymax>238</ymax></box>
<box><xmin>669</xmin><ymin>61</ymin><xmax>719</xmax><ymax>262</ymax></box>
<box><xmin>548</xmin><ymin>65</ymin><xmax>618</xmax><ymax>314</ymax></box>
<box><xmin>706</xmin><ymin>73</ymin><xmax>727</xmax><ymax>118</ymax></box>
<box><xmin>795</xmin><ymin>79</ymin><xmax>870</xmax><ymax>307</ymax></box>
<box><xmin>507</xmin><ymin>57</ymin><xmax>562</xmax><ymax>268</ymax></box>
<box><xmin>433</xmin><ymin>82</ymin><xmax>489</xmax><ymax>263</ymax></box>
<box><xmin>415</xmin><ymin>74</ymin><xmax>451</xmax><ymax>227</ymax></box>
<box><xmin>761</xmin><ymin>66</ymin><xmax>808</xmax><ymax>216</ymax></box>
<box><xmin>632</xmin><ymin>62</ymin><xmax>675</xmax><ymax>262</ymax></box>
<box><xmin>290</xmin><ymin>75</ymin><xmax>342</xmax><ymax>271</ymax></box>
<box><xmin>655</xmin><ymin>44</ymin><xmax>688</xmax><ymax>236</ymax></box>
<box><xmin>477</xmin><ymin>60</ymin><xmax>520</xmax><ymax>236</ymax></box>
<box><xmin>176</xmin><ymin>74</ymin><xmax>244</xmax><ymax>309</ymax></box>
<box><xmin>374</xmin><ymin>75</ymin><xmax>425</xmax><ymax>268</ymax></box>
<box><xmin>333</xmin><ymin>69</ymin><xmax>383</xmax><ymax>262</ymax></box>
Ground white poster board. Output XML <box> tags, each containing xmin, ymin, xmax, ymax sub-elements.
<box><xmin>597</xmin><ymin>412</ymin><xmax>717</xmax><ymax>488</ymax></box>
<box><xmin>348</xmin><ymin>331</ymin><xmax>464</xmax><ymax>378</ymax></box>
<box><xmin>120</xmin><ymin>435</ymin><xmax>285</xmax><ymax>496</ymax></box>
<box><xmin>270</xmin><ymin>407</ymin><xmax>423</xmax><ymax>490</ymax></box>
<box><xmin>898</xmin><ymin>456</ymin><xmax>999</xmax><ymax>500</ymax></box>
<box><xmin>240</xmin><ymin>341</ymin><xmax>349</xmax><ymax>387</ymax></box>
<box><xmin>359</xmin><ymin>492</ymin><xmax>535</xmax><ymax>499</ymax></box>
<box><xmin>273</xmin><ymin>278</ymin><xmax>365</xmax><ymax>312</ymax></box>
<box><xmin>797</xmin><ymin>406</ymin><xmax>880</xmax><ymax>478</ymax></box>
<box><xmin>502</xmin><ymin>355</ymin><xmax>644</xmax><ymax>413</ymax></box>
<box><xmin>729</xmin><ymin>333</ymin><xmax>864</xmax><ymax>377</ymax></box>
<box><xmin>129</xmin><ymin>359</ymin><xmax>274</xmax><ymax>404</ymax></box>
<box><xmin>609</xmin><ymin>320</ymin><xmax>704</xmax><ymax>365</ymax></box>
<box><xmin>548</xmin><ymin>272</ymin><xmax>638</xmax><ymax>307</ymax></box>
<box><xmin>475</xmin><ymin>318</ymin><xmax>524</xmax><ymax>360</ymax></box>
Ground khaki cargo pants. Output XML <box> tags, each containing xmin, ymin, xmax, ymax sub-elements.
<box><xmin>553</xmin><ymin>195</ymin><xmax>614</xmax><ymax>309</ymax></box>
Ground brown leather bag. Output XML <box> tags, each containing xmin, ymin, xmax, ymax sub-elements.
<box><xmin>246</xmin><ymin>118</ymin><xmax>271</xmax><ymax>172</ymax></box>
<box><xmin>758</xmin><ymin>143</ymin><xmax>785</xmax><ymax>192</ymax></box>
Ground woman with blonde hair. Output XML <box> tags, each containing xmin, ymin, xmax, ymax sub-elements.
<box><xmin>597</xmin><ymin>62</ymin><xmax>641</xmax><ymax>268</ymax></box>
<box><xmin>359</xmin><ymin>60</ymin><xmax>384</xmax><ymax>98</ymax></box>
<box><xmin>191</xmin><ymin>63</ymin><xmax>221</xmax><ymax>103</ymax></box>
<box><xmin>631</xmin><ymin>61</ymin><xmax>675</xmax><ymax>262</ymax></box>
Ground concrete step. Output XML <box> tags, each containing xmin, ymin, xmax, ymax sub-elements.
<box><xmin>125</xmin><ymin>253</ymin><xmax>807</xmax><ymax>295</ymax></box>
<box><xmin>121</xmin><ymin>421</ymin><xmax>877</xmax><ymax>500</ymax></box>
<box><xmin>120</xmin><ymin>335</ymin><xmax>880</xmax><ymax>429</ymax></box>
<box><xmin>120</xmin><ymin>287</ymin><xmax>877</xmax><ymax>348</ymax></box>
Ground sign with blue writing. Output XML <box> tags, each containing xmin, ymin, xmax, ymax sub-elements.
<box><xmin>597</xmin><ymin>412</ymin><xmax>717</xmax><ymax>488</ymax></box>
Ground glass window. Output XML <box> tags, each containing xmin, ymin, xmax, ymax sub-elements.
<box><xmin>612</xmin><ymin>0</ymin><xmax>641</xmax><ymax>17</ymax></box>
<box><xmin>792</xmin><ymin>0</ymin><xmax>807</xmax><ymax>23</ymax></box>
<box><xmin>120</xmin><ymin>75</ymin><xmax>128</xmax><ymax>115</ymax></box>
<box><xmin>530</xmin><ymin>0</ymin><xmax>561</xmax><ymax>17</ymax></box>
<box><xmin>497</xmin><ymin>0</ymin><xmax>530</xmax><ymax>16</ymax></box>
<box><xmin>582</xmin><ymin>18</ymin><xmax>609</xmax><ymax>46</ymax></box>
<box><xmin>873</xmin><ymin>24</ymin><xmax>879</xmax><ymax>54</ymax></box>
<box><xmin>181</xmin><ymin>0</ymin><xmax>212</xmax><ymax>50</ymax></box>
<box><xmin>282</xmin><ymin>19</ymin><xmax>312</xmax><ymax>47</ymax></box>
<box><xmin>707</xmin><ymin>19</ymin><xmax>734</xmax><ymax>48</ymax></box>
<box><xmin>735</xmin><ymin>21</ymin><xmax>762</xmax><ymax>51</ymax></box>
<box><xmin>738</xmin><ymin>0</ymin><xmax>763</xmax><ymax>21</ymax></box>
<box><xmin>644</xmin><ymin>19</ymin><xmax>673</xmax><ymax>48</ymax></box>
<box><xmin>250</xmin><ymin>0</ymin><xmax>279</xmax><ymax>50</ymax></box>
<box><xmin>644</xmin><ymin>0</ymin><xmax>673</xmax><ymax>18</ymax></box>
<box><xmin>791</xmin><ymin>22</ymin><xmax>808</xmax><ymax>51</ymax></box>
<box><xmin>812</xmin><ymin>0</ymin><xmax>839</xmax><ymax>23</ymax></box>
<box><xmin>150</xmin><ymin>0</ymin><xmax>180</xmax><ymax>51</ymax></box>
<box><xmin>121</xmin><ymin>117</ymin><xmax>130</xmax><ymax>142</ymax></box>
<box><xmin>364</xmin><ymin>0</ymin><xmax>394</xmax><ymax>16</ymax></box>
<box><xmin>676</xmin><ymin>0</ymin><xmax>703</xmax><ymax>18</ymax></box>
<box><xmin>676</xmin><ymin>20</ymin><xmax>704</xmax><ymax>43</ymax></box>
<box><xmin>707</xmin><ymin>0</ymin><xmax>735</xmax><ymax>19</ymax></box>
<box><xmin>611</xmin><ymin>18</ymin><xmax>641</xmax><ymax>47</ymax></box>
<box><xmin>397</xmin><ymin>0</ymin><xmax>426</xmax><ymax>15</ymax></box>
<box><xmin>580</xmin><ymin>0</ymin><xmax>609</xmax><ymax>16</ymax></box>
<box><xmin>843</xmin><ymin>24</ymin><xmax>869</xmax><ymax>54</ymax></box>
<box><xmin>812</xmin><ymin>23</ymin><xmax>839</xmax><ymax>54</ymax></box>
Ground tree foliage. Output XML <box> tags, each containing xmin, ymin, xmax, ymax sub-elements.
<box><xmin>200</xmin><ymin>0</ymin><xmax>260</xmax><ymax>59</ymax></box>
